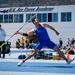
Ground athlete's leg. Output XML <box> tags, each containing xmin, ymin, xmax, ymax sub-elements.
<box><xmin>53</xmin><ymin>46</ymin><xmax>67</xmax><ymax>61</ymax></box>
<box><xmin>23</xmin><ymin>48</ymin><xmax>39</xmax><ymax>62</ymax></box>
<box><xmin>53</xmin><ymin>46</ymin><xmax>75</xmax><ymax>64</ymax></box>
<box><xmin>46</xmin><ymin>40</ymin><xmax>75</xmax><ymax>64</ymax></box>
<box><xmin>18</xmin><ymin>41</ymin><xmax>44</xmax><ymax>66</ymax></box>
<box><xmin>23</xmin><ymin>41</ymin><xmax>44</xmax><ymax>62</ymax></box>
<box><xmin>18</xmin><ymin>48</ymin><xmax>39</xmax><ymax>66</ymax></box>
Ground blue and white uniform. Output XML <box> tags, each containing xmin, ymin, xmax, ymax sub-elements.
<box><xmin>0</xmin><ymin>28</ymin><xmax>6</xmax><ymax>58</ymax></box>
<box><xmin>34</xmin><ymin>24</ymin><xmax>56</xmax><ymax>50</ymax></box>
<box><xmin>0</xmin><ymin>28</ymin><xmax>6</xmax><ymax>41</ymax></box>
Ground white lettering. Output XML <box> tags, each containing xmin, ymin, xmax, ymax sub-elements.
<box><xmin>6</xmin><ymin>7</ymin><xmax>54</xmax><ymax>12</ymax></box>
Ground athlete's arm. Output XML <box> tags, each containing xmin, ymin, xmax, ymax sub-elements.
<box><xmin>14</xmin><ymin>29</ymin><xmax>35</xmax><ymax>37</ymax></box>
<box><xmin>27</xmin><ymin>29</ymin><xmax>35</xmax><ymax>36</ymax></box>
<box><xmin>42</xmin><ymin>23</ymin><xmax>59</xmax><ymax>35</ymax></box>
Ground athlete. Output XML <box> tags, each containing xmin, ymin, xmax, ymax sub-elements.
<box><xmin>15</xmin><ymin>17</ymin><xmax>74</xmax><ymax>66</ymax></box>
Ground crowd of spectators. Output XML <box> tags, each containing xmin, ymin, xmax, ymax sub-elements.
<box><xmin>0</xmin><ymin>0</ymin><xmax>75</xmax><ymax>8</ymax></box>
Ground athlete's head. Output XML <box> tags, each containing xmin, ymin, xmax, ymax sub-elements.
<box><xmin>32</xmin><ymin>17</ymin><xmax>39</xmax><ymax>24</ymax></box>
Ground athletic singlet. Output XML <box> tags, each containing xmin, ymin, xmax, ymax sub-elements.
<box><xmin>34</xmin><ymin>24</ymin><xmax>50</xmax><ymax>41</ymax></box>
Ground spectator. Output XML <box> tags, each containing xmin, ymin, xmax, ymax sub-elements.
<box><xmin>16</xmin><ymin>39</ymin><xmax>22</xmax><ymax>49</ymax></box>
<box><xmin>67</xmin><ymin>38</ymin><xmax>71</xmax><ymax>47</ymax></box>
<box><xmin>59</xmin><ymin>38</ymin><xmax>63</xmax><ymax>49</ymax></box>
<box><xmin>71</xmin><ymin>38</ymin><xmax>75</xmax><ymax>45</ymax></box>
<box><xmin>65</xmin><ymin>46</ymin><xmax>74</xmax><ymax>55</ymax></box>
<box><xmin>20</xmin><ymin>37</ymin><xmax>25</xmax><ymax>49</ymax></box>
<box><xmin>0</xmin><ymin>24</ymin><xmax>6</xmax><ymax>58</ymax></box>
<box><xmin>70</xmin><ymin>38</ymin><xmax>75</xmax><ymax>49</ymax></box>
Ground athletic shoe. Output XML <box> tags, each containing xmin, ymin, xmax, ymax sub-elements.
<box><xmin>67</xmin><ymin>58</ymin><xmax>75</xmax><ymax>64</ymax></box>
<box><xmin>17</xmin><ymin>60</ymin><xmax>24</xmax><ymax>66</ymax></box>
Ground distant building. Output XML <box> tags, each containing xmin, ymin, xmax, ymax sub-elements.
<box><xmin>0</xmin><ymin>5</ymin><xmax>75</xmax><ymax>47</ymax></box>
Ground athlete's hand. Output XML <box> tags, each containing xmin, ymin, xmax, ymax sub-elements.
<box><xmin>14</xmin><ymin>31</ymin><xmax>19</xmax><ymax>35</ymax></box>
<box><xmin>55</xmin><ymin>31</ymin><xmax>59</xmax><ymax>36</ymax></box>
